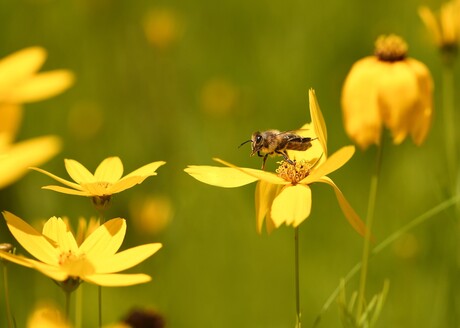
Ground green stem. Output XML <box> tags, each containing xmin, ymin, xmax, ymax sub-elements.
<box><xmin>65</xmin><ymin>290</ymin><xmax>71</xmax><ymax>322</ymax></box>
<box><xmin>356</xmin><ymin>143</ymin><xmax>383</xmax><ymax>322</ymax></box>
<box><xmin>442</xmin><ymin>64</ymin><xmax>457</xmax><ymax>194</ymax></box>
<box><xmin>295</xmin><ymin>227</ymin><xmax>301</xmax><ymax>328</ymax></box>
<box><xmin>75</xmin><ymin>284</ymin><xmax>82</xmax><ymax>328</ymax></box>
<box><xmin>98</xmin><ymin>286</ymin><xmax>102</xmax><ymax>327</ymax></box>
<box><xmin>313</xmin><ymin>193</ymin><xmax>460</xmax><ymax>327</ymax></box>
<box><xmin>2</xmin><ymin>262</ymin><xmax>13</xmax><ymax>328</ymax></box>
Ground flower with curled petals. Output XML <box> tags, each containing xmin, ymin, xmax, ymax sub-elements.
<box><xmin>0</xmin><ymin>211</ymin><xmax>162</xmax><ymax>287</ymax></box>
<box><xmin>185</xmin><ymin>90</ymin><xmax>366</xmax><ymax>235</ymax></box>
<box><xmin>341</xmin><ymin>34</ymin><xmax>433</xmax><ymax>150</ymax></box>
<box><xmin>31</xmin><ymin>157</ymin><xmax>166</xmax><ymax>209</ymax></box>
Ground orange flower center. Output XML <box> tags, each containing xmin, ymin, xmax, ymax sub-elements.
<box><xmin>276</xmin><ymin>160</ymin><xmax>311</xmax><ymax>185</ymax></box>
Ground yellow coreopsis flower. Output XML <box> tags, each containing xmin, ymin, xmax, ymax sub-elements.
<box><xmin>0</xmin><ymin>46</ymin><xmax>74</xmax><ymax>188</ymax></box>
<box><xmin>419</xmin><ymin>0</ymin><xmax>460</xmax><ymax>60</ymax></box>
<box><xmin>0</xmin><ymin>212</ymin><xmax>162</xmax><ymax>287</ymax></box>
<box><xmin>341</xmin><ymin>34</ymin><xmax>434</xmax><ymax>150</ymax></box>
<box><xmin>31</xmin><ymin>157</ymin><xmax>166</xmax><ymax>209</ymax></box>
<box><xmin>185</xmin><ymin>89</ymin><xmax>366</xmax><ymax>235</ymax></box>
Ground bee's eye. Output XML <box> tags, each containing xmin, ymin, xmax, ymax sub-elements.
<box><xmin>256</xmin><ymin>135</ymin><xmax>262</xmax><ymax>143</ymax></box>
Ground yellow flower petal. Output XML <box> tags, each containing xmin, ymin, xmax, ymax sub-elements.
<box><xmin>214</xmin><ymin>158</ymin><xmax>287</xmax><ymax>185</ymax></box>
<box><xmin>316</xmin><ymin>176</ymin><xmax>368</xmax><ymax>237</ymax></box>
<box><xmin>123</xmin><ymin>161</ymin><xmax>166</xmax><ymax>179</ymax></box>
<box><xmin>419</xmin><ymin>6</ymin><xmax>442</xmax><ymax>46</ymax></box>
<box><xmin>255</xmin><ymin>180</ymin><xmax>281</xmax><ymax>234</ymax></box>
<box><xmin>301</xmin><ymin>145</ymin><xmax>355</xmax><ymax>184</ymax></box>
<box><xmin>377</xmin><ymin>62</ymin><xmax>420</xmax><ymax>144</ymax></box>
<box><xmin>185</xmin><ymin>165</ymin><xmax>258</xmax><ymax>188</ymax></box>
<box><xmin>271</xmin><ymin>184</ymin><xmax>312</xmax><ymax>227</ymax></box>
<box><xmin>2</xmin><ymin>211</ymin><xmax>59</xmax><ymax>265</ymax></box>
<box><xmin>0</xmin><ymin>103</ymin><xmax>22</xmax><ymax>144</ymax></box>
<box><xmin>42</xmin><ymin>217</ymin><xmax>79</xmax><ymax>254</ymax></box>
<box><xmin>341</xmin><ymin>57</ymin><xmax>383</xmax><ymax>149</ymax></box>
<box><xmin>405</xmin><ymin>58</ymin><xmax>433</xmax><ymax>145</ymax></box>
<box><xmin>309</xmin><ymin>89</ymin><xmax>328</xmax><ymax>156</ymax></box>
<box><xmin>80</xmin><ymin>218</ymin><xmax>126</xmax><ymax>259</ymax></box>
<box><xmin>41</xmin><ymin>185</ymin><xmax>91</xmax><ymax>196</ymax></box>
<box><xmin>94</xmin><ymin>157</ymin><xmax>124</xmax><ymax>183</ymax></box>
<box><xmin>0</xmin><ymin>47</ymin><xmax>46</xmax><ymax>93</ymax></box>
<box><xmin>83</xmin><ymin>273</ymin><xmax>152</xmax><ymax>286</ymax></box>
<box><xmin>64</xmin><ymin>159</ymin><xmax>95</xmax><ymax>184</ymax></box>
<box><xmin>8</xmin><ymin>70</ymin><xmax>74</xmax><ymax>103</ymax></box>
<box><xmin>0</xmin><ymin>135</ymin><xmax>61</xmax><ymax>189</ymax></box>
<box><xmin>27</xmin><ymin>258</ymin><xmax>69</xmax><ymax>281</ymax></box>
<box><xmin>94</xmin><ymin>243</ymin><xmax>162</xmax><ymax>274</ymax></box>
<box><xmin>30</xmin><ymin>166</ymin><xmax>82</xmax><ymax>191</ymax></box>
<box><xmin>0</xmin><ymin>250</ymin><xmax>34</xmax><ymax>268</ymax></box>
<box><xmin>109</xmin><ymin>175</ymin><xmax>153</xmax><ymax>194</ymax></box>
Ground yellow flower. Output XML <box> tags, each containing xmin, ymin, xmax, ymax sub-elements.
<box><xmin>419</xmin><ymin>1</ymin><xmax>460</xmax><ymax>55</ymax></box>
<box><xmin>0</xmin><ymin>212</ymin><xmax>162</xmax><ymax>287</ymax></box>
<box><xmin>31</xmin><ymin>157</ymin><xmax>166</xmax><ymax>208</ymax></box>
<box><xmin>27</xmin><ymin>302</ymin><xmax>71</xmax><ymax>328</ymax></box>
<box><xmin>0</xmin><ymin>105</ymin><xmax>61</xmax><ymax>188</ymax></box>
<box><xmin>185</xmin><ymin>90</ymin><xmax>366</xmax><ymax>235</ymax></box>
<box><xmin>341</xmin><ymin>34</ymin><xmax>434</xmax><ymax>150</ymax></box>
<box><xmin>0</xmin><ymin>46</ymin><xmax>73</xmax><ymax>188</ymax></box>
<box><xmin>0</xmin><ymin>46</ymin><xmax>74</xmax><ymax>105</ymax></box>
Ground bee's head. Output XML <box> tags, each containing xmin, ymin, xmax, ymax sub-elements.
<box><xmin>239</xmin><ymin>131</ymin><xmax>263</xmax><ymax>156</ymax></box>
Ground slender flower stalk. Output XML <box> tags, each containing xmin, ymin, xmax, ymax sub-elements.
<box><xmin>0</xmin><ymin>243</ymin><xmax>14</xmax><ymax>328</ymax></box>
<box><xmin>294</xmin><ymin>227</ymin><xmax>301</xmax><ymax>328</ymax></box>
<box><xmin>356</xmin><ymin>142</ymin><xmax>383</xmax><ymax>321</ymax></box>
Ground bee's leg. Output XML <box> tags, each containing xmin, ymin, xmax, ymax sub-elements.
<box><xmin>257</xmin><ymin>151</ymin><xmax>264</xmax><ymax>158</ymax></box>
<box><xmin>277</xmin><ymin>150</ymin><xmax>295</xmax><ymax>165</ymax></box>
<box><xmin>261</xmin><ymin>154</ymin><xmax>268</xmax><ymax>170</ymax></box>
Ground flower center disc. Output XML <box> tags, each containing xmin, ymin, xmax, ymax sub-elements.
<box><xmin>276</xmin><ymin>160</ymin><xmax>311</xmax><ymax>185</ymax></box>
<box><xmin>374</xmin><ymin>34</ymin><xmax>407</xmax><ymax>62</ymax></box>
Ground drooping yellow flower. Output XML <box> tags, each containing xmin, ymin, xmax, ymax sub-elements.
<box><xmin>419</xmin><ymin>0</ymin><xmax>460</xmax><ymax>59</ymax></box>
<box><xmin>0</xmin><ymin>212</ymin><xmax>162</xmax><ymax>287</ymax></box>
<box><xmin>341</xmin><ymin>34</ymin><xmax>434</xmax><ymax>150</ymax></box>
<box><xmin>31</xmin><ymin>157</ymin><xmax>166</xmax><ymax>208</ymax></box>
<box><xmin>185</xmin><ymin>89</ymin><xmax>366</xmax><ymax>235</ymax></box>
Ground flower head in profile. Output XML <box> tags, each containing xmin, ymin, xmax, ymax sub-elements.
<box><xmin>185</xmin><ymin>89</ymin><xmax>366</xmax><ymax>236</ymax></box>
<box><xmin>0</xmin><ymin>211</ymin><xmax>162</xmax><ymax>287</ymax></box>
<box><xmin>31</xmin><ymin>157</ymin><xmax>166</xmax><ymax>209</ymax></box>
<box><xmin>419</xmin><ymin>1</ymin><xmax>460</xmax><ymax>63</ymax></box>
<box><xmin>341</xmin><ymin>34</ymin><xmax>434</xmax><ymax>150</ymax></box>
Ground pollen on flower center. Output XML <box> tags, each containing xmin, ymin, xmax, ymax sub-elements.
<box><xmin>276</xmin><ymin>160</ymin><xmax>311</xmax><ymax>185</ymax></box>
<box><xmin>374</xmin><ymin>34</ymin><xmax>408</xmax><ymax>62</ymax></box>
<box><xmin>58</xmin><ymin>250</ymin><xmax>79</xmax><ymax>266</ymax></box>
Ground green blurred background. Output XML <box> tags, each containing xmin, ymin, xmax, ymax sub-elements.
<box><xmin>0</xmin><ymin>0</ymin><xmax>459</xmax><ymax>327</ymax></box>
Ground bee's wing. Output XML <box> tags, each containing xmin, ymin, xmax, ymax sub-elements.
<box><xmin>285</xmin><ymin>123</ymin><xmax>324</xmax><ymax>164</ymax></box>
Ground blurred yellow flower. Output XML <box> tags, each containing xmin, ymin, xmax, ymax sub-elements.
<box><xmin>200</xmin><ymin>78</ymin><xmax>239</xmax><ymax>116</ymax></box>
<box><xmin>31</xmin><ymin>157</ymin><xmax>166</xmax><ymax>209</ymax></box>
<box><xmin>130</xmin><ymin>195</ymin><xmax>173</xmax><ymax>235</ymax></box>
<box><xmin>341</xmin><ymin>34</ymin><xmax>433</xmax><ymax>150</ymax></box>
<box><xmin>0</xmin><ymin>211</ymin><xmax>162</xmax><ymax>287</ymax></box>
<box><xmin>0</xmin><ymin>46</ymin><xmax>74</xmax><ymax>188</ymax></box>
<box><xmin>27</xmin><ymin>302</ymin><xmax>71</xmax><ymax>328</ymax></box>
<box><xmin>419</xmin><ymin>1</ymin><xmax>460</xmax><ymax>54</ymax></box>
<box><xmin>0</xmin><ymin>46</ymin><xmax>74</xmax><ymax>106</ymax></box>
<box><xmin>143</xmin><ymin>8</ymin><xmax>182</xmax><ymax>49</ymax></box>
<box><xmin>185</xmin><ymin>90</ymin><xmax>366</xmax><ymax>235</ymax></box>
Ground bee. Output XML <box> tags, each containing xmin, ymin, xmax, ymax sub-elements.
<box><xmin>239</xmin><ymin>129</ymin><xmax>316</xmax><ymax>170</ymax></box>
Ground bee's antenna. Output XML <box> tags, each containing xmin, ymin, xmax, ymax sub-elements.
<box><xmin>238</xmin><ymin>139</ymin><xmax>252</xmax><ymax>148</ymax></box>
